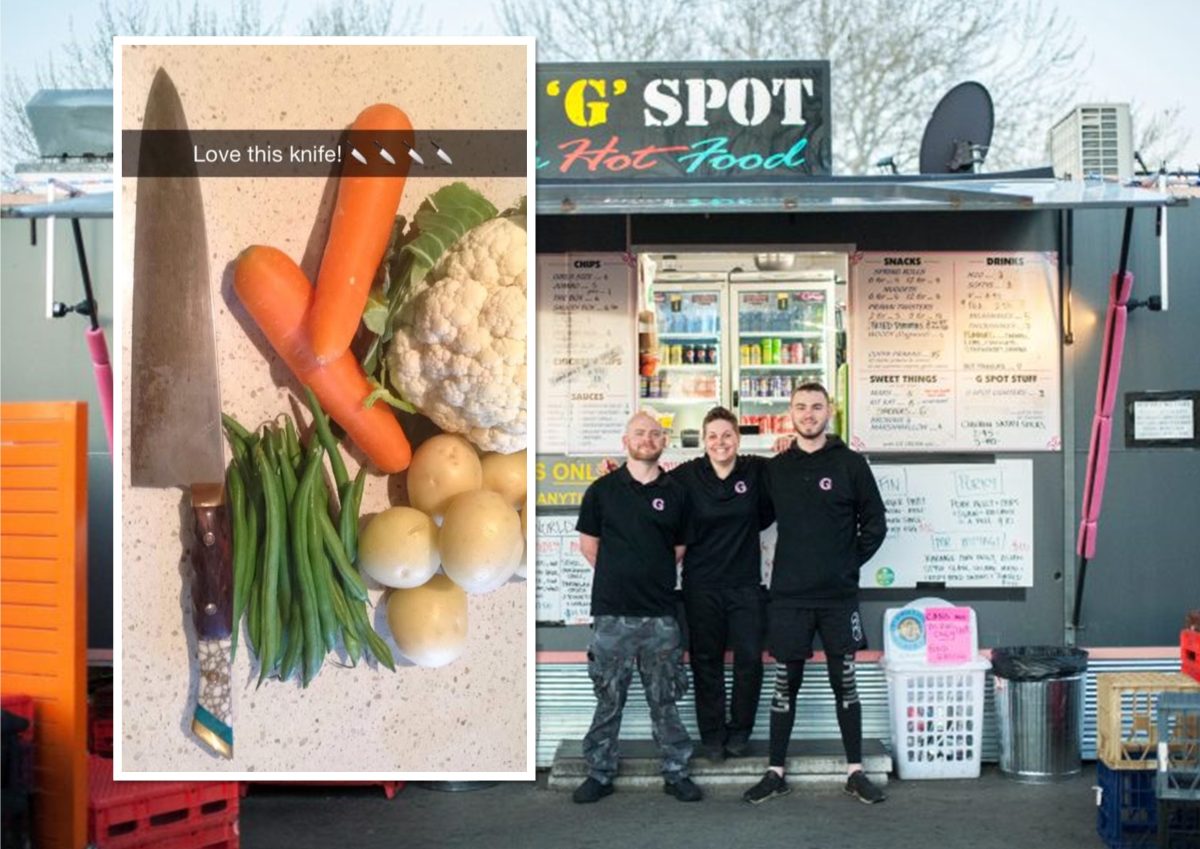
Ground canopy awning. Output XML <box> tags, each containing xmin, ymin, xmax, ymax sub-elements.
<box><xmin>3</xmin><ymin>191</ymin><xmax>113</xmax><ymax>220</ymax></box>
<box><xmin>536</xmin><ymin>175</ymin><xmax>1178</xmax><ymax>215</ymax></box>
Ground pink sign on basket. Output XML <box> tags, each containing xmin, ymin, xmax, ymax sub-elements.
<box><xmin>924</xmin><ymin>607</ymin><xmax>973</xmax><ymax>665</ymax></box>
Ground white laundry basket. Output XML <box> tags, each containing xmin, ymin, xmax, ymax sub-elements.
<box><xmin>881</xmin><ymin>598</ymin><xmax>991</xmax><ymax>780</ymax></box>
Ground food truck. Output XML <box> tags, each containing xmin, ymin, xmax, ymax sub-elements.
<box><xmin>531</xmin><ymin>61</ymin><xmax>1195</xmax><ymax>768</ymax></box>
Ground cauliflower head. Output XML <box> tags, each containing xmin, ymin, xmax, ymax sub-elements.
<box><xmin>386</xmin><ymin>215</ymin><xmax>527</xmax><ymax>453</ymax></box>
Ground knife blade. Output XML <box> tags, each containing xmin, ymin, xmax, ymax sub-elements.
<box><xmin>130</xmin><ymin>68</ymin><xmax>233</xmax><ymax>759</ymax></box>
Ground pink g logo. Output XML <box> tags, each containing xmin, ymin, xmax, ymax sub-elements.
<box><xmin>734</xmin><ymin>481</ymin><xmax>748</xmax><ymax>494</ymax></box>
<box><xmin>651</xmin><ymin>498</ymin><xmax>665</xmax><ymax>511</ymax></box>
<box><xmin>819</xmin><ymin>477</ymin><xmax>833</xmax><ymax>491</ymax></box>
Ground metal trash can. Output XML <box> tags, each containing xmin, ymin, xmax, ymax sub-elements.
<box><xmin>992</xmin><ymin>646</ymin><xmax>1089</xmax><ymax>783</ymax></box>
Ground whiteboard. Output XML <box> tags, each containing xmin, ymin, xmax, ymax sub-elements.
<box><xmin>848</xmin><ymin>252</ymin><xmax>1061</xmax><ymax>452</ymax></box>
<box><xmin>535</xmin><ymin>253</ymin><xmax>636</xmax><ymax>455</ymax></box>
<box><xmin>534</xmin><ymin>514</ymin><xmax>594</xmax><ymax>625</ymax></box>
<box><xmin>857</xmin><ymin>460</ymin><xmax>1034</xmax><ymax>588</ymax></box>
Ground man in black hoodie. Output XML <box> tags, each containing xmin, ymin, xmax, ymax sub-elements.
<box><xmin>744</xmin><ymin>382</ymin><xmax>888</xmax><ymax>806</ymax></box>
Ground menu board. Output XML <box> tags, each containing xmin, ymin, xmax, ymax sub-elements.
<box><xmin>848</xmin><ymin>252</ymin><xmax>1061</xmax><ymax>452</ymax></box>
<box><xmin>859</xmin><ymin>460</ymin><xmax>1034</xmax><ymax>588</ymax></box>
<box><xmin>536</xmin><ymin>253</ymin><xmax>636</xmax><ymax>455</ymax></box>
<box><xmin>534</xmin><ymin>514</ymin><xmax>594</xmax><ymax>625</ymax></box>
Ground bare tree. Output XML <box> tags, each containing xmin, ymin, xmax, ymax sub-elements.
<box><xmin>1132</xmin><ymin>103</ymin><xmax>1193</xmax><ymax>173</ymax></box>
<box><xmin>303</xmin><ymin>0</ymin><xmax>413</xmax><ymax>35</ymax></box>
<box><xmin>2</xmin><ymin>0</ymin><xmax>282</xmax><ymax>169</ymax></box>
<box><xmin>501</xmin><ymin>0</ymin><xmax>1099</xmax><ymax>174</ymax></box>
<box><xmin>499</xmin><ymin>0</ymin><xmax>697</xmax><ymax>61</ymax></box>
<box><xmin>705</xmin><ymin>0</ymin><xmax>1086</xmax><ymax>173</ymax></box>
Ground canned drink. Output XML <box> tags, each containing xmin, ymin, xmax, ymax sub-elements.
<box><xmin>750</xmin><ymin>344</ymin><xmax>761</xmax><ymax>365</ymax></box>
<box><xmin>660</xmin><ymin>343</ymin><xmax>671</xmax><ymax>364</ymax></box>
<box><xmin>760</xmin><ymin>338</ymin><xmax>772</xmax><ymax>365</ymax></box>
<box><xmin>683</xmin><ymin>345</ymin><xmax>695</xmax><ymax>364</ymax></box>
<box><xmin>809</xmin><ymin>341</ymin><xmax>820</xmax><ymax>363</ymax></box>
<box><xmin>771</xmin><ymin>338</ymin><xmax>782</xmax><ymax>364</ymax></box>
<box><xmin>793</xmin><ymin>342</ymin><xmax>806</xmax><ymax>363</ymax></box>
<box><xmin>780</xmin><ymin>342</ymin><xmax>791</xmax><ymax>365</ymax></box>
<box><xmin>740</xmin><ymin>344</ymin><xmax>750</xmax><ymax>365</ymax></box>
<box><xmin>707</xmin><ymin>344</ymin><xmax>717</xmax><ymax>365</ymax></box>
<box><xmin>757</xmin><ymin>376</ymin><xmax>770</xmax><ymax>397</ymax></box>
<box><xmin>640</xmin><ymin>375</ymin><xmax>650</xmax><ymax>397</ymax></box>
<box><xmin>671</xmin><ymin>344</ymin><xmax>683</xmax><ymax>365</ymax></box>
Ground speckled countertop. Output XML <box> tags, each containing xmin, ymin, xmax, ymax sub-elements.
<box><xmin>118</xmin><ymin>43</ymin><xmax>529</xmax><ymax>774</ymax></box>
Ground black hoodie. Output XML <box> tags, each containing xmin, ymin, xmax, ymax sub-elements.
<box><xmin>764</xmin><ymin>435</ymin><xmax>887</xmax><ymax>604</ymax></box>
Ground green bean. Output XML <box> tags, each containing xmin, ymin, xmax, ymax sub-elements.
<box><xmin>226</xmin><ymin>461</ymin><xmax>248</xmax><ymax>662</ymax></box>
<box><xmin>304</xmin><ymin>386</ymin><xmax>349</xmax><ymax>493</ymax></box>
<box><xmin>352</xmin><ymin>602</ymin><xmax>396</xmax><ymax>672</ymax></box>
<box><xmin>284</xmin><ymin>415</ymin><xmax>302</xmax><ymax>468</ymax></box>
<box><xmin>318</xmin><ymin>509</ymin><xmax>368</xmax><ymax>602</ymax></box>
<box><xmin>326</xmin><ymin>566</ymin><xmax>357</xmax><ymax>633</ymax></box>
<box><xmin>221</xmin><ymin>412</ymin><xmax>254</xmax><ymax>445</ymax></box>
<box><xmin>342</xmin><ymin>625</ymin><xmax>362</xmax><ymax>666</ymax></box>
<box><xmin>254</xmin><ymin>442</ymin><xmax>285</xmax><ymax>682</ymax></box>
<box><xmin>246</xmin><ymin>547</ymin><xmax>262</xmax><ymax>657</ymax></box>
<box><xmin>339</xmin><ymin>467</ymin><xmax>367</xmax><ymax>566</ymax></box>
<box><xmin>293</xmin><ymin>441</ymin><xmax>326</xmax><ymax>685</ymax></box>
<box><xmin>307</xmin><ymin>490</ymin><xmax>339</xmax><ymax>652</ymax></box>
<box><xmin>279</xmin><ymin>599</ymin><xmax>303</xmax><ymax>682</ymax></box>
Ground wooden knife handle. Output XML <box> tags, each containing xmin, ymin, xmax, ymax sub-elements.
<box><xmin>190</xmin><ymin>483</ymin><xmax>233</xmax><ymax>639</ymax></box>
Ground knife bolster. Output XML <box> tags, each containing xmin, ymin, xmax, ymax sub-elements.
<box><xmin>191</xmin><ymin>482</ymin><xmax>225</xmax><ymax>508</ymax></box>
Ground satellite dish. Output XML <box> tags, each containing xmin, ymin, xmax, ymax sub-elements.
<box><xmin>919</xmin><ymin>82</ymin><xmax>994</xmax><ymax>174</ymax></box>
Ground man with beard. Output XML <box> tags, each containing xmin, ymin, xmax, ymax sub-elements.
<box><xmin>572</xmin><ymin>412</ymin><xmax>702</xmax><ymax>804</ymax></box>
<box><xmin>744</xmin><ymin>383</ymin><xmax>889</xmax><ymax>806</ymax></box>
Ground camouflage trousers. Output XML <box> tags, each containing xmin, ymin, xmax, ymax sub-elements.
<box><xmin>583</xmin><ymin>615</ymin><xmax>693</xmax><ymax>783</ymax></box>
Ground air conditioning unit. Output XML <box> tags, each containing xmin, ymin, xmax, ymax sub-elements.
<box><xmin>1049</xmin><ymin>103</ymin><xmax>1132</xmax><ymax>182</ymax></box>
<box><xmin>25</xmin><ymin>89</ymin><xmax>114</xmax><ymax>159</ymax></box>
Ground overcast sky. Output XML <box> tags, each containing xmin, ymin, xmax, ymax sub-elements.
<box><xmin>3</xmin><ymin>0</ymin><xmax>1197</xmax><ymax>168</ymax></box>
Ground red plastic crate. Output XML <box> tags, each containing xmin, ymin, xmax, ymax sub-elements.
<box><xmin>88</xmin><ymin>756</ymin><xmax>239</xmax><ymax>849</ymax></box>
<box><xmin>1183</xmin><ymin>629</ymin><xmax>1199</xmax><ymax>684</ymax></box>
<box><xmin>0</xmin><ymin>694</ymin><xmax>35</xmax><ymax>744</ymax></box>
<box><xmin>91</xmin><ymin>717</ymin><xmax>114</xmax><ymax>757</ymax></box>
<box><xmin>159</xmin><ymin>819</ymin><xmax>239</xmax><ymax>849</ymax></box>
<box><xmin>240</xmin><ymin>780</ymin><xmax>405</xmax><ymax>799</ymax></box>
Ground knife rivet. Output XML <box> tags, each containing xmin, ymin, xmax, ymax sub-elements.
<box><xmin>205</xmin><ymin>603</ymin><xmax>218</xmax><ymax>616</ymax></box>
<box><xmin>203</xmin><ymin>531</ymin><xmax>216</xmax><ymax>546</ymax></box>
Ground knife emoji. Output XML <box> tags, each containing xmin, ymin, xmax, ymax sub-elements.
<box><xmin>130</xmin><ymin>68</ymin><xmax>233</xmax><ymax>759</ymax></box>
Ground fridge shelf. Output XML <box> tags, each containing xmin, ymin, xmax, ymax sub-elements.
<box><xmin>656</xmin><ymin>364</ymin><xmax>719</xmax><ymax>371</ymax></box>
<box><xmin>739</xmin><ymin>331</ymin><xmax>822</xmax><ymax>339</ymax></box>
<box><xmin>659</xmin><ymin>332</ymin><xmax>720</xmax><ymax>340</ymax></box>
<box><xmin>741</xmin><ymin>396</ymin><xmax>791</xmax><ymax>403</ymax></box>
<box><xmin>740</xmin><ymin>363</ymin><xmax>824</xmax><ymax>371</ymax></box>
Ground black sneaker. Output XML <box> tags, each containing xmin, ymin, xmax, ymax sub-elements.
<box><xmin>724</xmin><ymin>739</ymin><xmax>749</xmax><ymax>758</ymax></box>
<box><xmin>572</xmin><ymin>777</ymin><xmax>614</xmax><ymax>804</ymax></box>
<box><xmin>698</xmin><ymin>742</ymin><xmax>726</xmax><ymax>763</ymax></box>
<box><xmin>743</xmin><ymin>770</ymin><xmax>790</xmax><ymax>804</ymax></box>
<box><xmin>664</xmin><ymin>777</ymin><xmax>703</xmax><ymax>802</ymax></box>
<box><xmin>844</xmin><ymin>770</ymin><xmax>886</xmax><ymax>804</ymax></box>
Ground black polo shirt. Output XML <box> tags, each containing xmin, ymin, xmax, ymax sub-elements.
<box><xmin>670</xmin><ymin>454</ymin><xmax>775</xmax><ymax>590</ymax></box>
<box><xmin>576</xmin><ymin>464</ymin><xmax>693</xmax><ymax>617</ymax></box>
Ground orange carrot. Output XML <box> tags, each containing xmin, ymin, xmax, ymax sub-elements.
<box><xmin>234</xmin><ymin>246</ymin><xmax>412</xmax><ymax>473</ymax></box>
<box><xmin>309</xmin><ymin>103</ymin><xmax>414</xmax><ymax>364</ymax></box>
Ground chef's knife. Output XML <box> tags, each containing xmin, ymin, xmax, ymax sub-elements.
<box><xmin>130</xmin><ymin>68</ymin><xmax>233</xmax><ymax>759</ymax></box>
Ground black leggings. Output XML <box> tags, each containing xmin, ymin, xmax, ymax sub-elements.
<box><xmin>767</xmin><ymin>655</ymin><xmax>862</xmax><ymax>768</ymax></box>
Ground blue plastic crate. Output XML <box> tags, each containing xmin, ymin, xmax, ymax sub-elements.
<box><xmin>1157</xmin><ymin>798</ymin><xmax>1200</xmax><ymax>849</ymax></box>
<box><xmin>1097</xmin><ymin>761</ymin><xmax>1158</xmax><ymax>849</ymax></box>
<box><xmin>1158</xmin><ymin>692</ymin><xmax>1200</xmax><ymax>802</ymax></box>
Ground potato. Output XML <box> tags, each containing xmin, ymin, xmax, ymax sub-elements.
<box><xmin>358</xmin><ymin>507</ymin><xmax>439</xmax><ymax>589</ymax></box>
<box><xmin>386</xmin><ymin>573</ymin><xmax>467</xmax><ymax>668</ymax></box>
<box><xmin>407</xmin><ymin>434</ymin><xmax>483</xmax><ymax>519</ymax></box>
<box><xmin>480</xmin><ymin>450</ymin><xmax>527</xmax><ymax>509</ymax></box>
<box><xmin>439</xmin><ymin>489</ymin><xmax>523</xmax><ymax>593</ymax></box>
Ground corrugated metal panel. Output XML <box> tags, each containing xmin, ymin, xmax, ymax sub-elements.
<box><xmin>535</xmin><ymin>657</ymin><xmax>1183</xmax><ymax>768</ymax></box>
